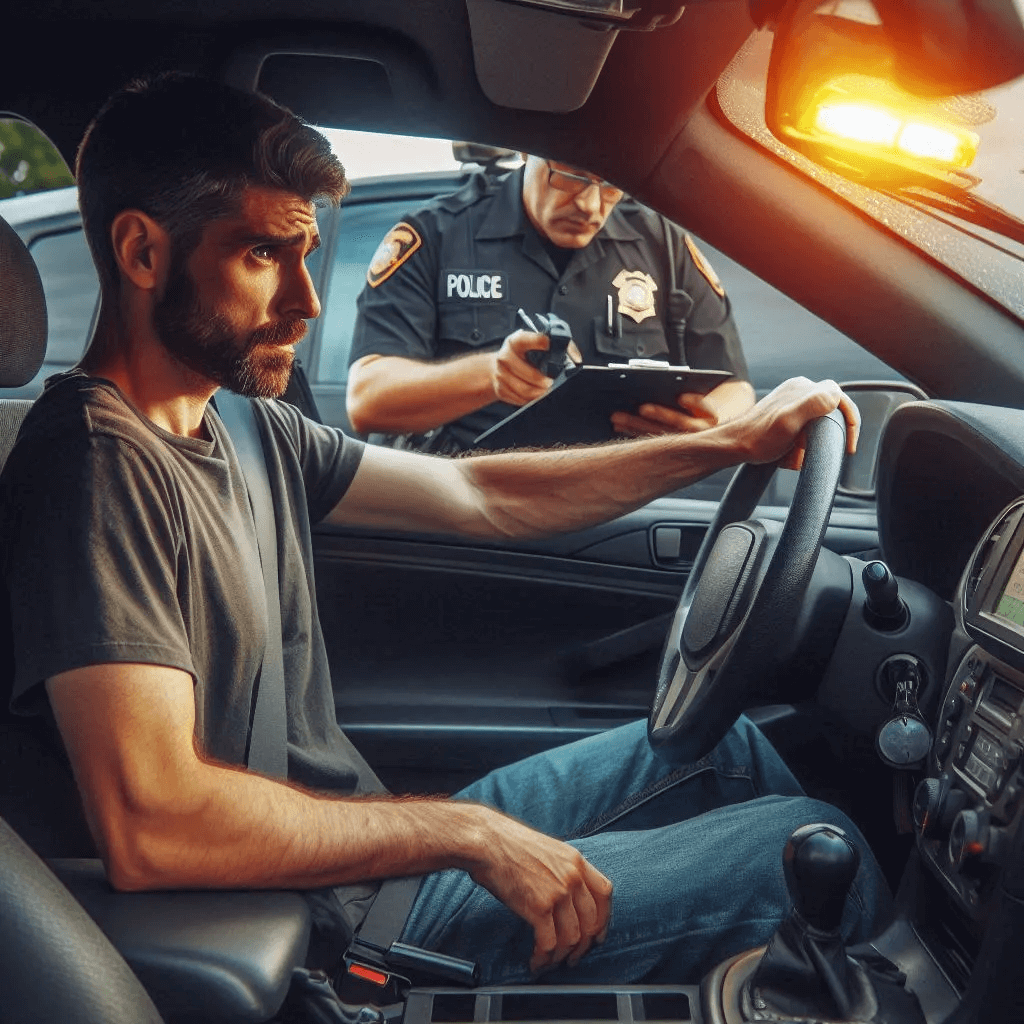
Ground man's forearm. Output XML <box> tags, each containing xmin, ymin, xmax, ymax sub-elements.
<box><xmin>106</xmin><ymin>752</ymin><xmax>492</xmax><ymax>892</ymax></box>
<box><xmin>336</xmin><ymin>379</ymin><xmax>857</xmax><ymax>542</ymax></box>
<box><xmin>457</xmin><ymin>378</ymin><xmax>854</xmax><ymax>539</ymax></box>
<box><xmin>347</xmin><ymin>353</ymin><xmax>496</xmax><ymax>435</ymax></box>
<box><xmin>460</xmin><ymin>427</ymin><xmax>737</xmax><ymax>540</ymax></box>
<box><xmin>48</xmin><ymin>662</ymin><xmax>612</xmax><ymax>968</ymax></box>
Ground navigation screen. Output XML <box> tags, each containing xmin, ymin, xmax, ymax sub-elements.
<box><xmin>995</xmin><ymin>548</ymin><xmax>1024</xmax><ymax>627</ymax></box>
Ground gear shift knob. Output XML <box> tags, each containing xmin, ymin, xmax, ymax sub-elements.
<box><xmin>783</xmin><ymin>823</ymin><xmax>860</xmax><ymax>933</ymax></box>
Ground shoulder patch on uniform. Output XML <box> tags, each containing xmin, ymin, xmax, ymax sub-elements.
<box><xmin>684</xmin><ymin>233</ymin><xmax>726</xmax><ymax>299</ymax></box>
<box><xmin>367</xmin><ymin>222</ymin><xmax>423</xmax><ymax>288</ymax></box>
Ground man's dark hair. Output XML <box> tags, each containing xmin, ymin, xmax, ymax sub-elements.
<box><xmin>76</xmin><ymin>73</ymin><xmax>350</xmax><ymax>296</ymax></box>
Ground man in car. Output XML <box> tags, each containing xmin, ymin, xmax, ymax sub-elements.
<box><xmin>0</xmin><ymin>75</ymin><xmax>889</xmax><ymax>989</ymax></box>
<box><xmin>345</xmin><ymin>154</ymin><xmax>755</xmax><ymax>452</ymax></box>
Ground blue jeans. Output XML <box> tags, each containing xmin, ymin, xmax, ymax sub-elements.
<box><xmin>400</xmin><ymin>716</ymin><xmax>891</xmax><ymax>986</ymax></box>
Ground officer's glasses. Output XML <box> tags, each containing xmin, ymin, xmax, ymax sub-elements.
<box><xmin>546</xmin><ymin>163</ymin><xmax>624</xmax><ymax>201</ymax></box>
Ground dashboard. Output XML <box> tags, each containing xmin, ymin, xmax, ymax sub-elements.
<box><xmin>865</xmin><ymin>400</ymin><xmax>1024</xmax><ymax>1020</ymax></box>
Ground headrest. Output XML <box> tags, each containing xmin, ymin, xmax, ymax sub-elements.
<box><xmin>0</xmin><ymin>215</ymin><xmax>47</xmax><ymax>388</ymax></box>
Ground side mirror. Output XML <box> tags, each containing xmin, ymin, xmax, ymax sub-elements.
<box><xmin>764</xmin><ymin>0</ymin><xmax>1024</xmax><ymax>191</ymax></box>
<box><xmin>837</xmin><ymin>381</ymin><xmax>927</xmax><ymax>498</ymax></box>
<box><xmin>451</xmin><ymin>142</ymin><xmax>521</xmax><ymax>173</ymax></box>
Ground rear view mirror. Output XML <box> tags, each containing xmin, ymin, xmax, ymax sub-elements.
<box><xmin>764</xmin><ymin>0</ymin><xmax>1024</xmax><ymax>190</ymax></box>
<box><xmin>837</xmin><ymin>381</ymin><xmax>927</xmax><ymax>498</ymax></box>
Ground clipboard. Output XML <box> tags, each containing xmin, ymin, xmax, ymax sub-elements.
<box><xmin>472</xmin><ymin>364</ymin><xmax>732</xmax><ymax>450</ymax></box>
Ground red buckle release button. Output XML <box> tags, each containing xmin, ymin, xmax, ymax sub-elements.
<box><xmin>348</xmin><ymin>963</ymin><xmax>389</xmax><ymax>987</ymax></box>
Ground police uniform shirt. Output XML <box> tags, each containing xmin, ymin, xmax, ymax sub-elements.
<box><xmin>350</xmin><ymin>168</ymin><xmax>749</xmax><ymax>451</ymax></box>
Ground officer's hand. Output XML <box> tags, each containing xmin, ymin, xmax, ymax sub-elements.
<box><xmin>611</xmin><ymin>380</ymin><xmax>756</xmax><ymax>438</ymax></box>
<box><xmin>611</xmin><ymin>397</ymin><xmax>716</xmax><ymax>438</ymax></box>
<box><xmin>491</xmin><ymin>332</ymin><xmax>583</xmax><ymax>407</ymax></box>
<box><xmin>724</xmin><ymin>377</ymin><xmax>860</xmax><ymax>470</ymax></box>
<box><xmin>465</xmin><ymin>806</ymin><xmax>613</xmax><ymax>975</ymax></box>
<box><xmin>491</xmin><ymin>331</ymin><xmax>555</xmax><ymax>406</ymax></box>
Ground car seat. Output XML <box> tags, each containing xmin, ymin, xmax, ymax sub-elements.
<box><xmin>0</xmin><ymin>211</ymin><xmax>165</xmax><ymax>1023</ymax></box>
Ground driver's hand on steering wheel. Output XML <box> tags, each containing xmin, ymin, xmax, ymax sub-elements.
<box><xmin>727</xmin><ymin>377</ymin><xmax>860</xmax><ymax>471</ymax></box>
<box><xmin>463</xmin><ymin>806</ymin><xmax>613</xmax><ymax>976</ymax></box>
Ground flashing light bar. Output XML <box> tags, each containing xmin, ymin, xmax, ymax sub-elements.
<box><xmin>812</xmin><ymin>101</ymin><xmax>979</xmax><ymax>169</ymax></box>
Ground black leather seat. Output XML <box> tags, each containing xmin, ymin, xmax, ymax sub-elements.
<box><xmin>0</xmin><ymin>815</ymin><xmax>165</xmax><ymax>1024</ymax></box>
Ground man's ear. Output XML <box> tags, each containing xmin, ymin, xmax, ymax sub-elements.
<box><xmin>109</xmin><ymin>210</ymin><xmax>171</xmax><ymax>292</ymax></box>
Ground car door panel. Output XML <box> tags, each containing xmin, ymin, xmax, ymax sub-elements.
<box><xmin>313</xmin><ymin>496</ymin><xmax>878</xmax><ymax>792</ymax></box>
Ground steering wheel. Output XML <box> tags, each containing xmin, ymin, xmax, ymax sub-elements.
<box><xmin>648</xmin><ymin>410</ymin><xmax>848</xmax><ymax>763</ymax></box>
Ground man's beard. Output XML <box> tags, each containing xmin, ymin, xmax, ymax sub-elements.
<box><xmin>152</xmin><ymin>266</ymin><xmax>307</xmax><ymax>398</ymax></box>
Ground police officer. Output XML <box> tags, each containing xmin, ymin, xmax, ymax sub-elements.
<box><xmin>347</xmin><ymin>155</ymin><xmax>755</xmax><ymax>453</ymax></box>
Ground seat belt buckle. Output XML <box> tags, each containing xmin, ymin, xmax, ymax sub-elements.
<box><xmin>382</xmin><ymin>941</ymin><xmax>479</xmax><ymax>987</ymax></box>
<box><xmin>339</xmin><ymin>949</ymin><xmax>411</xmax><ymax>1006</ymax></box>
<box><xmin>346</xmin><ymin>937</ymin><xmax>479</xmax><ymax>991</ymax></box>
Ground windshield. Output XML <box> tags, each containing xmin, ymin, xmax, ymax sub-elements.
<box><xmin>716</xmin><ymin>30</ymin><xmax>1024</xmax><ymax>321</ymax></box>
<box><xmin>315</xmin><ymin>128</ymin><xmax>463</xmax><ymax>180</ymax></box>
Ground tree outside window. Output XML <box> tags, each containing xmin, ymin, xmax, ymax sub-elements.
<box><xmin>0</xmin><ymin>121</ymin><xmax>74</xmax><ymax>199</ymax></box>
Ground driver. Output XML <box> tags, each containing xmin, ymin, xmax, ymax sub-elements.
<box><xmin>0</xmin><ymin>74</ymin><xmax>890</xmax><ymax>989</ymax></box>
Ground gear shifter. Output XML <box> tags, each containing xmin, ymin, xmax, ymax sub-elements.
<box><xmin>702</xmin><ymin>824</ymin><xmax>927</xmax><ymax>1024</ymax></box>
<box><xmin>746</xmin><ymin>824</ymin><xmax>871</xmax><ymax>1021</ymax></box>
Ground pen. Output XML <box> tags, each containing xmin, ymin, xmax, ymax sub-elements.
<box><xmin>517</xmin><ymin>308</ymin><xmax>540</xmax><ymax>334</ymax></box>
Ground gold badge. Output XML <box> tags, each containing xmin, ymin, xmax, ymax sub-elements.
<box><xmin>612</xmin><ymin>270</ymin><xmax>658</xmax><ymax>324</ymax></box>
<box><xmin>367</xmin><ymin>222</ymin><xmax>423</xmax><ymax>288</ymax></box>
<box><xmin>684</xmin><ymin>233</ymin><xmax>726</xmax><ymax>298</ymax></box>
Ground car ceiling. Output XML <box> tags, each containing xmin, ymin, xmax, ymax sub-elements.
<box><xmin>3</xmin><ymin>1</ymin><xmax>755</xmax><ymax>192</ymax></box>
<box><xmin>5</xmin><ymin>0</ymin><xmax>1024</xmax><ymax>405</ymax></box>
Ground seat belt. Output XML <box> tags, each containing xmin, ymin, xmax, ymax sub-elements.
<box><xmin>345</xmin><ymin>875</ymin><xmax>479</xmax><ymax>991</ymax></box>
<box><xmin>214</xmin><ymin>391</ymin><xmax>288</xmax><ymax>779</ymax></box>
<box><xmin>217</xmin><ymin>392</ymin><xmax>477</xmax><ymax>992</ymax></box>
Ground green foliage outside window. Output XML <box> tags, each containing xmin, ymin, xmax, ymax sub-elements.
<box><xmin>0</xmin><ymin>120</ymin><xmax>74</xmax><ymax>199</ymax></box>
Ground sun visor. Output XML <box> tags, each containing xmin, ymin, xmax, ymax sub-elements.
<box><xmin>465</xmin><ymin>0</ymin><xmax>621</xmax><ymax>112</ymax></box>
<box><xmin>221</xmin><ymin>34</ymin><xmax>440</xmax><ymax>134</ymax></box>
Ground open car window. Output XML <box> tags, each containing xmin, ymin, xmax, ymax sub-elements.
<box><xmin>0</xmin><ymin>121</ymin><xmax>907</xmax><ymax>510</ymax></box>
<box><xmin>306</xmin><ymin>131</ymin><xmax>902</xmax><ymax>399</ymax></box>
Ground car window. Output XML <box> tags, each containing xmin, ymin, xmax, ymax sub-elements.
<box><xmin>0</xmin><ymin>119</ymin><xmax>74</xmax><ymax>199</ymax></box>
<box><xmin>312</xmin><ymin>129</ymin><xmax>904</xmax><ymax>396</ymax></box>
<box><xmin>29</xmin><ymin>228</ymin><xmax>99</xmax><ymax>371</ymax></box>
<box><xmin>307</xmin><ymin>130</ymin><xmax>905</xmax><ymax>507</ymax></box>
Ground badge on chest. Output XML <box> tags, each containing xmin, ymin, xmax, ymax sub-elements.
<box><xmin>612</xmin><ymin>269</ymin><xmax>659</xmax><ymax>323</ymax></box>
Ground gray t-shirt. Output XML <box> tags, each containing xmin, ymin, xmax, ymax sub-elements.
<box><xmin>1</xmin><ymin>370</ymin><xmax>382</xmax><ymax>799</ymax></box>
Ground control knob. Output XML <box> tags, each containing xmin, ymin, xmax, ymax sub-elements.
<box><xmin>862</xmin><ymin>561</ymin><xmax>907</xmax><ymax>630</ymax></box>
<box><xmin>913</xmin><ymin>775</ymin><xmax>966</xmax><ymax>839</ymax></box>
<box><xmin>948</xmin><ymin>809</ymin><xmax>988</xmax><ymax>869</ymax></box>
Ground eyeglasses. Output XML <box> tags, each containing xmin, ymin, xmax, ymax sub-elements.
<box><xmin>546</xmin><ymin>162</ymin><xmax>624</xmax><ymax>201</ymax></box>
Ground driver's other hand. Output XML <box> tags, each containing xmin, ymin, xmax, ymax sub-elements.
<box><xmin>491</xmin><ymin>331</ymin><xmax>555</xmax><ymax>407</ymax></box>
<box><xmin>465</xmin><ymin>808</ymin><xmax>613</xmax><ymax>975</ymax></box>
<box><xmin>731</xmin><ymin>377</ymin><xmax>860</xmax><ymax>470</ymax></box>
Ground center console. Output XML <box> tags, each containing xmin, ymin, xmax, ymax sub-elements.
<box><xmin>898</xmin><ymin>497</ymin><xmax>1024</xmax><ymax>1021</ymax></box>
<box><xmin>919</xmin><ymin>499</ymin><xmax>1024</xmax><ymax>914</ymax></box>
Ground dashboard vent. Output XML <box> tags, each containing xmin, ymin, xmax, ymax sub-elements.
<box><xmin>968</xmin><ymin>507</ymin><xmax>1020</xmax><ymax>600</ymax></box>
